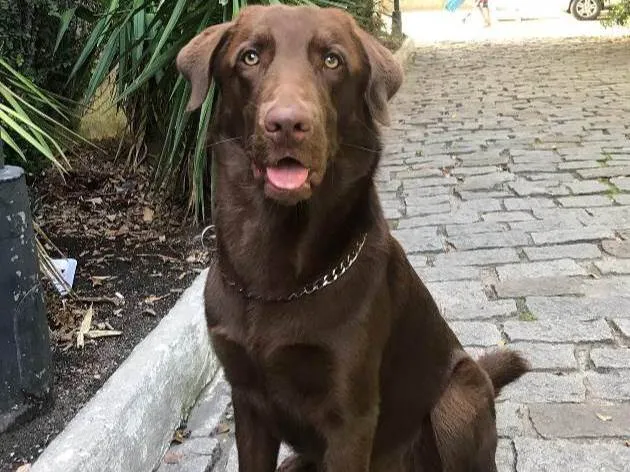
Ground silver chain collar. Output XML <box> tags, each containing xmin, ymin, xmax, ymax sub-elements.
<box><xmin>201</xmin><ymin>225</ymin><xmax>367</xmax><ymax>302</ymax></box>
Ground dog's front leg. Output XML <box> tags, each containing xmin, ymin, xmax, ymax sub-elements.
<box><xmin>233</xmin><ymin>391</ymin><xmax>280</xmax><ymax>472</ymax></box>
<box><xmin>322</xmin><ymin>412</ymin><xmax>378</xmax><ymax>472</ymax></box>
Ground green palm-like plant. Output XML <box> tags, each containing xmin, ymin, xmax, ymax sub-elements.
<box><xmin>60</xmin><ymin>0</ymin><xmax>384</xmax><ymax>220</ymax></box>
<box><xmin>0</xmin><ymin>57</ymin><xmax>82</xmax><ymax>173</ymax></box>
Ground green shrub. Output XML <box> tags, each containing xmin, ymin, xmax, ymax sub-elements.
<box><xmin>603</xmin><ymin>0</ymin><xmax>630</xmax><ymax>26</ymax></box>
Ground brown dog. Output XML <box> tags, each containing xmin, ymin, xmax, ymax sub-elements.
<box><xmin>177</xmin><ymin>5</ymin><xmax>528</xmax><ymax>471</ymax></box>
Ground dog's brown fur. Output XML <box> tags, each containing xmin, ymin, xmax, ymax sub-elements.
<box><xmin>177</xmin><ymin>5</ymin><xmax>529</xmax><ymax>471</ymax></box>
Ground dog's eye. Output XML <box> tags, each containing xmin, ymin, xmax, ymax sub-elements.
<box><xmin>323</xmin><ymin>52</ymin><xmax>341</xmax><ymax>70</ymax></box>
<box><xmin>241</xmin><ymin>49</ymin><xmax>260</xmax><ymax>66</ymax></box>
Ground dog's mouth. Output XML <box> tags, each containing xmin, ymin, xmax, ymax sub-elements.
<box><xmin>265</xmin><ymin>157</ymin><xmax>310</xmax><ymax>191</ymax></box>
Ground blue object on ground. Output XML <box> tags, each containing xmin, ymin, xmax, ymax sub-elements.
<box><xmin>444</xmin><ymin>0</ymin><xmax>466</xmax><ymax>12</ymax></box>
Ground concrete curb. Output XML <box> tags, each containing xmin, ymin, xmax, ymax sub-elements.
<box><xmin>393</xmin><ymin>36</ymin><xmax>416</xmax><ymax>68</ymax></box>
<box><xmin>32</xmin><ymin>269</ymin><xmax>217</xmax><ymax>472</ymax></box>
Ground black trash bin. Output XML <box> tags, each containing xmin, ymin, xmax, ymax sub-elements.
<box><xmin>0</xmin><ymin>140</ymin><xmax>52</xmax><ymax>433</ymax></box>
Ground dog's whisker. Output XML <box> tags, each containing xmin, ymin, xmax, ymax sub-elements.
<box><xmin>340</xmin><ymin>142</ymin><xmax>380</xmax><ymax>154</ymax></box>
<box><xmin>209</xmin><ymin>136</ymin><xmax>244</xmax><ymax>147</ymax></box>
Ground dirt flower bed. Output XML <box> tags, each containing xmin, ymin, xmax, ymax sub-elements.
<box><xmin>1</xmin><ymin>143</ymin><xmax>210</xmax><ymax>471</ymax></box>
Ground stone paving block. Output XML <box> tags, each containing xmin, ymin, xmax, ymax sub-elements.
<box><xmin>496</xmin><ymin>259</ymin><xmax>587</xmax><ymax>281</ymax></box>
<box><xmin>457</xmin><ymin>172</ymin><xmax>515</xmax><ymax>191</ymax></box>
<box><xmin>527</xmin><ymin>295</ymin><xmax>630</xmax><ymax>321</ymax></box>
<box><xmin>531</xmin><ymin>226</ymin><xmax>615</xmax><ymax>245</ymax></box>
<box><xmin>602</xmin><ymin>239</ymin><xmax>630</xmax><ymax>258</ymax></box>
<box><xmin>531</xmin><ymin>208</ymin><xmax>590</xmax><ymax>221</ymax></box>
<box><xmin>398</xmin><ymin>210</ymin><xmax>480</xmax><ymax>228</ymax></box>
<box><xmin>493</xmin><ymin>277</ymin><xmax>587</xmax><ymax>298</ymax></box>
<box><xmin>402</xmin><ymin>176</ymin><xmax>458</xmax><ymax>188</ymax></box>
<box><xmin>613</xmin><ymin>194</ymin><xmax>630</xmax><ymax>205</ymax></box>
<box><xmin>427</xmin><ymin>280</ymin><xmax>488</xmax><ymax>306</ymax></box>
<box><xmin>595</xmin><ymin>258</ymin><xmax>630</xmax><ymax>274</ymax></box>
<box><xmin>406</xmin><ymin>202</ymin><xmax>451</xmax><ymax>217</ymax></box>
<box><xmin>508</xmin><ymin>180</ymin><xmax>554</xmax><ymax>197</ymax></box>
<box><xmin>434</xmin><ymin>248</ymin><xmax>520</xmax><ymax>267</ymax></box>
<box><xmin>514</xmin><ymin>437</ymin><xmax>630</xmax><ymax>472</ymax></box>
<box><xmin>187</xmin><ymin>376</ymin><xmax>231</xmax><ymax>438</ymax></box>
<box><xmin>496</xmin><ymin>439</ymin><xmax>515</xmax><ymax>472</ymax></box>
<box><xmin>509</xmin><ymin>343</ymin><xmax>576</xmax><ymax>370</ymax></box>
<box><xmin>523</xmin><ymin>243</ymin><xmax>601</xmax><ymax>261</ymax></box>
<box><xmin>496</xmin><ymin>402</ymin><xmax>534</xmax><ymax>438</ymax></box>
<box><xmin>500</xmin><ymin>372</ymin><xmax>585</xmax><ymax>403</ymax></box>
<box><xmin>529</xmin><ymin>403</ymin><xmax>630</xmax><ymax>439</ymax></box>
<box><xmin>448</xmin><ymin>321</ymin><xmax>502</xmax><ymax>347</ymax></box>
<box><xmin>482</xmin><ymin>211</ymin><xmax>533</xmax><ymax>222</ymax></box>
<box><xmin>558</xmin><ymin>195</ymin><xmax>613</xmax><ymax>207</ymax></box>
<box><xmin>415</xmin><ymin>265</ymin><xmax>480</xmax><ymax>282</ymax></box>
<box><xmin>454</xmin><ymin>198</ymin><xmax>503</xmax><ymax>213</ymax></box>
<box><xmin>612</xmin><ymin>318</ymin><xmax>630</xmax><ymax>338</ymax></box>
<box><xmin>508</xmin><ymin>216</ymin><xmax>584</xmax><ymax>232</ymax></box>
<box><xmin>582</xmin><ymin>275</ymin><xmax>630</xmax><ymax>297</ymax></box>
<box><xmin>565</xmin><ymin>179</ymin><xmax>610</xmax><ymax>194</ymax></box>
<box><xmin>156</xmin><ymin>438</ymin><xmax>219</xmax><ymax>472</ymax></box>
<box><xmin>509</xmin><ymin>163</ymin><xmax>559</xmax><ymax>173</ymax></box>
<box><xmin>394</xmin><ymin>168</ymin><xmax>443</xmax><ymax>179</ymax></box>
<box><xmin>581</xmin><ymin>206</ymin><xmax>630</xmax><ymax>227</ymax></box>
<box><xmin>610</xmin><ymin>176</ymin><xmax>630</xmax><ymax>191</ymax></box>
<box><xmin>503</xmin><ymin>197</ymin><xmax>556</xmax><ymax>211</ymax></box>
<box><xmin>448</xmin><ymin>231</ymin><xmax>530</xmax><ymax>250</ymax></box>
<box><xmin>157</xmin><ymin>453</ymin><xmax>217</xmax><ymax>472</ymax></box>
<box><xmin>587</xmin><ymin>371</ymin><xmax>630</xmax><ymax>401</ymax></box>
<box><xmin>557</xmin><ymin>160</ymin><xmax>601</xmax><ymax>170</ymax></box>
<box><xmin>391</xmin><ymin>227</ymin><xmax>443</xmax><ymax>253</ymax></box>
<box><xmin>527</xmin><ymin>172</ymin><xmax>575</xmax><ymax>182</ymax></box>
<box><xmin>459</xmin><ymin>190</ymin><xmax>513</xmax><ymax>200</ymax></box>
<box><xmin>451</xmin><ymin>166</ymin><xmax>498</xmax><ymax>176</ymax></box>
<box><xmin>445</xmin><ymin>221</ymin><xmax>507</xmax><ymax>235</ymax></box>
<box><xmin>591</xmin><ymin>347</ymin><xmax>630</xmax><ymax>370</ymax></box>
<box><xmin>402</xmin><ymin>184</ymin><xmax>452</xmax><ymax>198</ymax></box>
<box><xmin>511</xmin><ymin>150</ymin><xmax>561</xmax><ymax>163</ymax></box>
<box><xmin>459</xmin><ymin>154</ymin><xmax>509</xmax><ymax>167</ymax></box>
<box><xmin>504</xmin><ymin>319</ymin><xmax>612</xmax><ymax>343</ymax></box>
<box><xmin>445</xmin><ymin>300</ymin><xmax>517</xmax><ymax>321</ymax></box>
<box><xmin>403</xmin><ymin>194</ymin><xmax>450</xmax><ymax>207</ymax></box>
<box><xmin>576</xmin><ymin>166</ymin><xmax>630</xmax><ymax>179</ymax></box>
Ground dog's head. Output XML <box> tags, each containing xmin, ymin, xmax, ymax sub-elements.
<box><xmin>177</xmin><ymin>5</ymin><xmax>402</xmax><ymax>205</ymax></box>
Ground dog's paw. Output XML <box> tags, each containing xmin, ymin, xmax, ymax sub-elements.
<box><xmin>276</xmin><ymin>454</ymin><xmax>316</xmax><ymax>472</ymax></box>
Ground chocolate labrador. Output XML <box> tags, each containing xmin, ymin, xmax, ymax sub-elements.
<box><xmin>177</xmin><ymin>5</ymin><xmax>528</xmax><ymax>471</ymax></box>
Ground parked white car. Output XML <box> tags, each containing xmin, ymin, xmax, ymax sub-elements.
<box><xmin>568</xmin><ymin>0</ymin><xmax>620</xmax><ymax>20</ymax></box>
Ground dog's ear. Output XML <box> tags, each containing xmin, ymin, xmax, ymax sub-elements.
<box><xmin>176</xmin><ymin>22</ymin><xmax>232</xmax><ymax>111</ymax></box>
<box><xmin>355</xmin><ymin>28</ymin><xmax>403</xmax><ymax>126</ymax></box>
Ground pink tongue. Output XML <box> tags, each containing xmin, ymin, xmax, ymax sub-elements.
<box><xmin>266</xmin><ymin>163</ymin><xmax>309</xmax><ymax>190</ymax></box>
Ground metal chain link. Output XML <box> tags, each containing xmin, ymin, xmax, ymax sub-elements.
<box><xmin>201</xmin><ymin>224</ymin><xmax>367</xmax><ymax>302</ymax></box>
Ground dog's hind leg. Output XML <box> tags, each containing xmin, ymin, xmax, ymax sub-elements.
<box><xmin>429</xmin><ymin>356</ymin><xmax>499</xmax><ymax>472</ymax></box>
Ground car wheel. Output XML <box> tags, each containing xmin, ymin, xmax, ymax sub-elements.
<box><xmin>570</xmin><ymin>0</ymin><xmax>603</xmax><ymax>20</ymax></box>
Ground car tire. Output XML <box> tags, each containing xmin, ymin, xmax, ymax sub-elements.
<box><xmin>570</xmin><ymin>0</ymin><xmax>603</xmax><ymax>20</ymax></box>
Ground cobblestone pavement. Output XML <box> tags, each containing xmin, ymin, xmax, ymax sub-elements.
<box><xmin>156</xmin><ymin>36</ymin><xmax>630</xmax><ymax>472</ymax></box>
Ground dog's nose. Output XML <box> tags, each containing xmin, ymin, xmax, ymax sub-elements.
<box><xmin>264</xmin><ymin>105</ymin><xmax>311</xmax><ymax>142</ymax></box>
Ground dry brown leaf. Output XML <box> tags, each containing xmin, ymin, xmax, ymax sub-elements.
<box><xmin>86</xmin><ymin>197</ymin><xmax>103</xmax><ymax>205</ymax></box>
<box><xmin>85</xmin><ymin>329</ymin><xmax>122</xmax><ymax>339</ymax></box>
<box><xmin>142</xmin><ymin>308</ymin><xmax>157</xmax><ymax>317</ymax></box>
<box><xmin>76</xmin><ymin>304</ymin><xmax>94</xmax><ymax>348</ymax></box>
<box><xmin>596</xmin><ymin>413</ymin><xmax>612</xmax><ymax>422</ymax></box>
<box><xmin>159</xmin><ymin>235</ymin><xmax>166</xmax><ymax>242</ymax></box>
<box><xmin>214</xmin><ymin>422</ymin><xmax>231</xmax><ymax>435</ymax></box>
<box><xmin>143</xmin><ymin>207</ymin><xmax>155</xmax><ymax>223</ymax></box>
<box><xmin>172</xmin><ymin>428</ymin><xmax>190</xmax><ymax>443</ymax></box>
<box><xmin>144</xmin><ymin>294</ymin><xmax>171</xmax><ymax>305</ymax></box>
<box><xmin>90</xmin><ymin>275</ymin><xmax>115</xmax><ymax>287</ymax></box>
<box><xmin>16</xmin><ymin>464</ymin><xmax>31</xmax><ymax>472</ymax></box>
<box><xmin>106</xmin><ymin>214</ymin><xmax>117</xmax><ymax>222</ymax></box>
